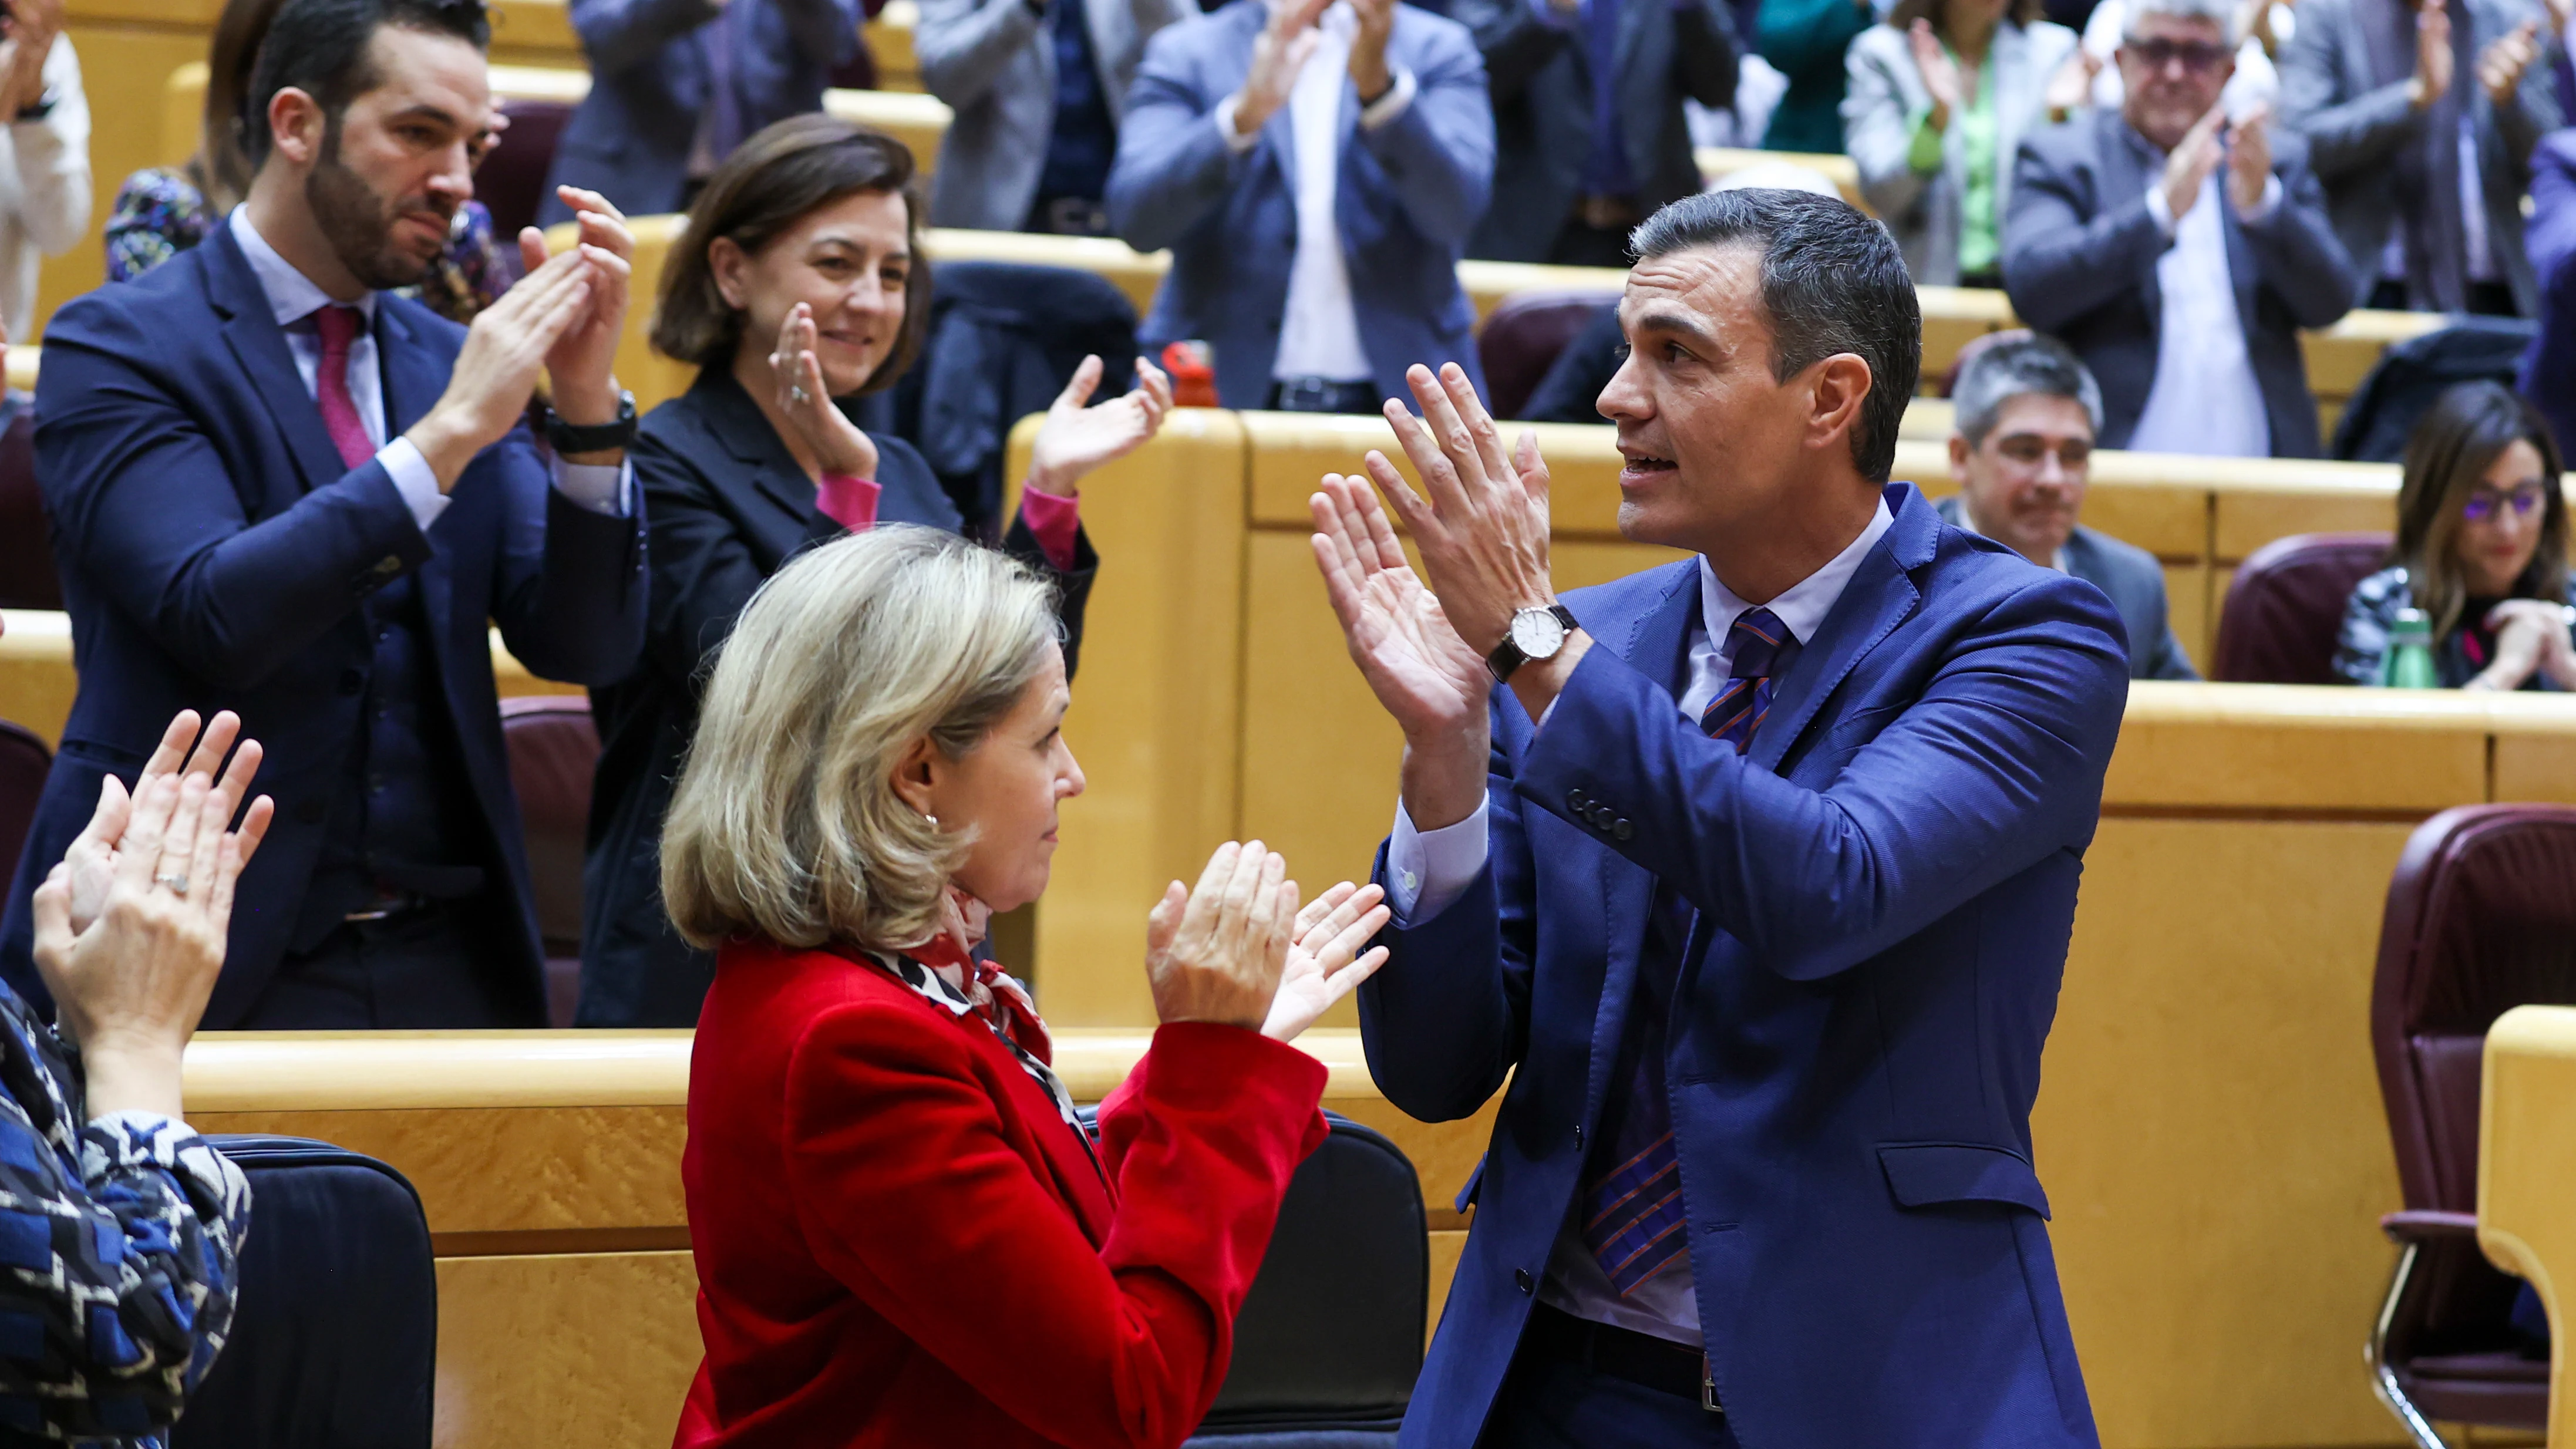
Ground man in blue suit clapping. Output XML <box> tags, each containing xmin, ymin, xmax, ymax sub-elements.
<box><xmin>1106</xmin><ymin>0</ymin><xmax>1492</xmax><ymax>413</ymax></box>
<box><xmin>0</xmin><ymin>0</ymin><xmax>647</xmax><ymax>1030</ymax></box>
<box><xmin>1311</xmin><ymin>188</ymin><xmax>2128</xmax><ymax>1447</ymax></box>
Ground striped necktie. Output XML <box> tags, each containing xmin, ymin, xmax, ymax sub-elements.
<box><xmin>1582</xmin><ymin>606</ymin><xmax>1803</xmax><ymax>1295</ymax></box>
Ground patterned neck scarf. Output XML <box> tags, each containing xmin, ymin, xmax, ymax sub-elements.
<box><xmin>848</xmin><ymin>888</ymin><xmax>1100</xmax><ymax>1176</ymax></box>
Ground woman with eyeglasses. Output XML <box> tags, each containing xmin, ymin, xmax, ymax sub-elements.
<box><xmin>2335</xmin><ymin>381</ymin><xmax>2576</xmax><ymax>689</ymax></box>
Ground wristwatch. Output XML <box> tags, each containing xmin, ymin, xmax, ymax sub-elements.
<box><xmin>1486</xmin><ymin>603</ymin><xmax>1578</xmax><ymax>683</ymax></box>
<box><xmin>545</xmin><ymin>390</ymin><xmax>637</xmax><ymax>454</ymax></box>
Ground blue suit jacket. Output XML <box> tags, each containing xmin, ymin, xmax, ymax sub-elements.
<box><xmin>539</xmin><ymin>0</ymin><xmax>865</xmax><ymax>224</ymax></box>
<box><xmin>0</xmin><ymin>222</ymin><xmax>648</xmax><ymax>1028</ymax></box>
<box><xmin>2519</xmin><ymin>129</ymin><xmax>2576</xmax><ymax>456</ymax></box>
<box><xmin>1361</xmin><ymin>483</ymin><xmax>2129</xmax><ymax>1449</ymax></box>
<box><xmin>1105</xmin><ymin>0</ymin><xmax>1494</xmax><ymax>408</ymax></box>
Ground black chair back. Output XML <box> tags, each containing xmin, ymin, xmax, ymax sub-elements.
<box><xmin>0</xmin><ymin>720</ymin><xmax>46</xmax><ymax>897</ymax></box>
<box><xmin>2332</xmin><ymin>318</ymin><xmax>2538</xmax><ymax>463</ymax></box>
<box><xmin>173</xmin><ymin>1137</ymin><xmax>435</xmax><ymax>1449</ymax></box>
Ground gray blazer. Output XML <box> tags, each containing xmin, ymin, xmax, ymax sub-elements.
<box><xmin>2002</xmin><ymin>107</ymin><xmax>2358</xmax><ymax>456</ymax></box>
<box><xmin>1934</xmin><ymin>495</ymin><xmax>2198</xmax><ymax>678</ymax></box>
<box><xmin>917</xmin><ymin>0</ymin><xmax>1193</xmax><ymax>230</ymax></box>
<box><xmin>2277</xmin><ymin>0</ymin><xmax>2560</xmax><ymax>314</ymax></box>
<box><xmin>1843</xmin><ymin>19</ymin><xmax>2079</xmax><ymax>285</ymax></box>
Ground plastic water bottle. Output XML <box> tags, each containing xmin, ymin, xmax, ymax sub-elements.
<box><xmin>2381</xmin><ymin>608</ymin><xmax>2439</xmax><ymax>689</ymax></box>
<box><xmin>1161</xmin><ymin>341</ymin><xmax>1219</xmax><ymax>409</ymax></box>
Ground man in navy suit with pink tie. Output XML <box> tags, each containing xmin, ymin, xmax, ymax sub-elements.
<box><xmin>1312</xmin><ymin>189</ymin><xmax>2129</xmax><ymax>1446</ymax></box>
<box><xmin>0</xmin><ymin>0</ymin><xmax>647</xmax><ymax>1029</ymax></box>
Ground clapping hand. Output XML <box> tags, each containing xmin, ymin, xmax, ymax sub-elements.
<box><xmin>766</xmin><ymin>301</ymin><xmax>879</xmax><ymax>479</ymax></box>
<box><xmin>1143</xmin><ymin>841</ymin><xmax>1299</xmax><ymax>1031</ymax></box>
<box><xmin>1234</xmin><ymin>0</ymin><xmax>1331</xmax><ymax>136</ymax></box>
<box><xmin>2472</xmin><ymin>599</ymin><xmax>2576</xmax><ymax>690</ymax></box>
<box><xmin>2412</xmin><ymin>0</ymin><xmax>2454</xmax><ymax>108</ymax></box>
<box><xmin>62</xmin><ymin>712</ymin><xmax>264</xmax><ymax>936</ymax></box>
<box><xmin>31</xmin><ymin>716</ymin><xmax>272</xmax><ymax>1121</ymax></box>
<box><xmin>410</xmin><ymin>240</ymin><xmax>605</xmax><ymax>486</ymax></box>
<box><xmin>2478</xmin><ymin>19</ymin><xmax>2541</xmax><ymax>105</ymax></box>
<box><xmin>523</xmin><ymin>185</ymin><xmax>635</xmax><ymax>447</ymax></box>
<box><xmin>2043</xmin><ymin>45</ymin><xmax>2102</xmax><ymax>120</ymax></box>
<box><xmin>2224</xmin><ymin>103</ymin><xmax>2274</xmax><ymax>215</ymax></box>
<box><xmin>0</xmin><ymin>0</ymin><xmax>62</xmax><ymax>122</ymax></box>
<box><xmin>1261</xmin><ymin>882</ymin><xmax>1392</xmax><ymax>1042</ymax></box>
<box><xmin>1026</xmin><ymin>354</ymin><xmax>1175</xmax><ymax>498</ymax></box>
<box><xmin>1910</xmin><ymin>19</ymin><xmax>1965</xmax><ymax>130</ymax></box>
<box><xmin>2162</xmin><ymin>102</ymin><xmax>2227</xmax><ymax>220</ymax></box>
<box><xmin>1349</xmin><ymin>0</ymin><xmax>1396</xmax><ymax>101</ymax></box>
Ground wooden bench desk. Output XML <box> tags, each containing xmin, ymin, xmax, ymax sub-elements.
<box><xmin>2477</xmin><ymin>1004</ymin><xmax>2576</xmax><ymax>1449</ymax></box>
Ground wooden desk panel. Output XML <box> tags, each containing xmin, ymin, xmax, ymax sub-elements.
<box><xmin>434</xmin><ymin>1251</ymin><xmax>701</xmax><ymax>1449</ymax></box>
<box><xmin>2477</xmin><ymin>1006</ymin><xmax>2576</xmax><ymax>1449</ymax></box>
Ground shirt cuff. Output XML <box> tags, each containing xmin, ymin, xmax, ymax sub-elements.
<box><xmin>1214</xmin><ymin>95</ymin><xmax>1261</xmax><ymax>154</ymax></box>
<box><xmin>379</xmin><ymin>436</ymin><xmax>453</xmax><ymax>533</ymax></box>
<box><xmin>2236</xmin><ymin>171</ymin><xmax>2284</xmax><ymax>225</ymax></box>
<box><xmin>1359</xmin><ymin>68</ymin><xmax>1416</xmax><ymax>130</ymax></box>
<box><xmin>554</xmin><ymin>457</ymin><xmax>632</xmax><ymax>517</ymax></box>
<box><xmin>1386</xmin><ymin>793</ymin><xmax>1489</xmax><ymax>922</ymax></box>
<box><xmin>2143</xmin><ymin>178</ymin><xmax>2177</xmax><ymax>239</ymax></box>
<box><xmin>819</xmin><ymin>473</ymin><xmax>881</xmax><ymax>531</ymax></box>
<box><xmin>1019</xmin><ymin>483</ymin><xmax>1082</xmax><ymax>571</ymax></box>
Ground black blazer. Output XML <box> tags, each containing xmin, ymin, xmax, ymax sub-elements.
<box><xmin>0</xmin><ymin>221</ymin><xmax>648</xmax><ymax>1027</ymax></box>
<box><xmin>1450</xmin><ymin>0</ymin><xmax>1738</xmax><ymax>262</ymax></box>
<box><xmin>580</xmin><ymin>368</ymin><xmax>1097</xmax><ymax>1026</ymax></box>
<box><xmin>2001</xmin><ymin>108</ymin><xmax>2357</xmax><ymax>457</ymax></box>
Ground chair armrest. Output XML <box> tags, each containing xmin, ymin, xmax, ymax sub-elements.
<box><xmin>2381</xmin><ymin>1209</ymin><xmax>2480</xmax><ymax>1244</ymax></box>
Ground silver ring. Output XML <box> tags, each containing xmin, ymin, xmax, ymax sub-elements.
<box><xmin>155</xmin><ymin>872</ymin><xmax>188</xmax><ymax>897</ymax></box>
<box><xmin>789</xmin><ymin>385</ymin><xmax>810</xmax><ymax>407</ymax></box>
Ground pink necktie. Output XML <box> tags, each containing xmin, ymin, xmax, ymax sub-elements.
<box><xmin>313</xmin><ymin>305</ymin><xmax>373</xmax><ymax>470</ymax></box>
<box><xmin>814</xmin><ymin>473</ymin><xmax>881</xmax><ymax>533</ymax></box>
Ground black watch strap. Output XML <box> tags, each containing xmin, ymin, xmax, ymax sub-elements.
<box><xmin>1485</xmin><ymin>604</ymin><xmax>1577</xmax><ymax>683</ymax></box>
<box><xmin>546</xmin><ymin>390</ymin><xmax>637</xmax><ymax>454</ymax></box>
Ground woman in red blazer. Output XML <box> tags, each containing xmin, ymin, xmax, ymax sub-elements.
<box><xmin>656</xmin><ymin>524</ymin><xmax>1392</xmax><ymax>1448</ymax></box>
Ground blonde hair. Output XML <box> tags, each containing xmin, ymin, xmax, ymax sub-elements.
<box><xmin>660</xmin><ymin>525</ymin><xmax>1057</xmax><ymax>953</ymax></box>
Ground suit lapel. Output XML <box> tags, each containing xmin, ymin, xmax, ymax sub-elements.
<box><xmin>1754</xmin><ymin>485</ymin><xmax>1932</xmax><ymax>770</ymax></box>
<box><xmin>375</xmin><ymin>303</ymin><xmax>459</xmax><ymax>666</ymax></box>
<box><xmin>2104</xmin><ymin>113</ymin><xmax>2164</xmax><ymax>322</ymax></box>
<box><xmin>699</xmin><ymin>370</ymin><xmax>843</xmax><ymax>552</ymax></box>
<box><xmin>206</xmin><ymin>228</ymin><xmax>355</xmax><ymax>498</ymax></box>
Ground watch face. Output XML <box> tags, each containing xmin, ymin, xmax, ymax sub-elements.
<box><xmin>1510</xmin><ymin>606</ymin><xmax>1567</xmax><ymax>659</ymax></box>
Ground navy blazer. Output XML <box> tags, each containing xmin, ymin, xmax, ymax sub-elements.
<box><xmin>2002</xmin><ymin>108</ymin><xmax>2357</xmax><ymax>457</ymax></box>
<box><xmin>540</xmin><ymin>0</ymin><xmax>866</xmax><ymax>224</ymax></box>
<box><xmin>580</xmin><ymin>368</ymin><xmax>1096</xmax><ymax>1026</ymax></box>
<box><xmin>2519</xmin><ymin>129</ymin><xmax>2576</xmax><ymax>456</ymax></box>
<box><xmin>1106</xmin><ymin>0</ymin><xmax>1494</xmax><ymax>408</ymax></box>
<box><xmin>0</xmin><ymin>222</ymin><xmax>648</xmax><ymax>1028</ymax></box>
<box><xmin>1362</xmin><ymin>483</ymin><xmax>2129</xmax><ymax>1449</ymax></box>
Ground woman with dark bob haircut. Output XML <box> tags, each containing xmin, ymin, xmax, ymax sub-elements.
<box><xmin>582</xmin><ymin>115</ymin><xmax>1171</xmax><ymax>1026</ymax></box>
<box><xmin>2336</xmin><ymin>381</ymin><xmax>2576</xmax><ymax>690</ymax></box>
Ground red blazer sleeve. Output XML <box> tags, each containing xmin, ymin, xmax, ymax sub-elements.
<box><xmin>780</xmin><ymin>1010</ymin><xmax>1328</xmax><ymax>1449</ymax></box>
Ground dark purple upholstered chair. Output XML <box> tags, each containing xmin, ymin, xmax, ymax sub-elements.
<box><xmin>2211</xmin><ymin>532</ymin><xmax>2395</xmax><ymax>684</ymax></box>
<box><xmin>481</xmin><ymin>100</ymin><xmax>575</xmax><ymax>243</ymax></box>
<box><xmin>0</xmin><ymin>399</ymin><xmax>57</xmax><ymax>612</ymax></box>
<box><xmin>1477</xmin><ymin>289</ymin><xmax>1615</xmax><ymax>422</ymax></box>
<box><xmin>497</xmin><ymin>695</ymin><xmax>598</xmax><ymax>1029</ymax></box>
<box><xmin>2366</xmin><ymin>806</ymin><xmax>2576</xmax><ymax>1445</ymax></box>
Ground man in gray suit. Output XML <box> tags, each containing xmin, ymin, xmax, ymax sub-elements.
<box><xmin>1938</xmin><ymin>332</ymin><xmax>2200</xmax><ymax>679</ymax></box>
<box><xmin>1446</xmin><ymin>0</ymin><xmax>1738</xmax><ymax>265</ymax></box>
<box><xmin>2278</xmin><ymin>0</ymin><xmax>2557</xmax><ymax>316</ymax></box>
<box><xmin>918</xmin><ymin>0</ymin><xmax>1193</xmax><ymax>232</ymax></box>
<box><xmin>2002</xmin><ymin>0</ymin><xmax>2355</xmax><ymax>456</ymax></box>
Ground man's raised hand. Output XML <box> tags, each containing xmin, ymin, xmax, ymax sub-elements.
<box><xmin>1309</xmin><ymin>471</ymin><xmax>1490</xmax><ymax>746</ymax></box>
<box><xmin>1363</xmin><ymin>362</ymin><xmax>1558</xmax><ymax>658</ymax></box>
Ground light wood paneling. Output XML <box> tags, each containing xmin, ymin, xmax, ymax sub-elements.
<box><xmin>1426</xmin><ymin>1229</ymin><xmax>1467</xmax><ymax>1350</ymax></box>
<box><xmin>863</xmin><ymin>0</ymin><xmax>919</xmax><ymax>90</ymax></box>
<box><xmin>2038</xmin><ymin>816</ymin><xmax>2418</xmax><ymax>1445</ymax></box>
<box><xmin>2476</xmin><ymin>1006</ymin><xmax>2576</xmax><ymax>1449</ymax></box>
<box><xmin>2104</xmin><ymin>682</ymin><xmax>2491</xmax><ymax>811</ymax></box>
<box><xmin>434</xmin><ymin>1251</ymin><xmax>702</xmax><ymax>1449</ymax></box>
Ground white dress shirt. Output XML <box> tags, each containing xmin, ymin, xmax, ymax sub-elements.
<box><xmin>1385</xmin><ymin>500</ymin><xmax>1894</xmax><ymax>1346</ymax></box>
<box><xmin>227</xmin><ymin>208</ymin><xmax>629</xmax><ymax>531</ymax></box>
<box><xmin>0</xmin><ymin>36</ymin><xmax>87</xmax><ymax>343</ymax></box>
<box><xmin>1212</xmin><ymin>4</ymin><xmax>1417</xmax><ymax>383</ymax></box>
<box><xmin>2126</xmin><ymin>168</ymin><xmax>2274</xmax><ymax>458</ymax></box>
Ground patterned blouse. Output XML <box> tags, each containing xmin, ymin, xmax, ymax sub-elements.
<box><xmin>0</xmin><ymin>982</ymin><xmax>248</xmax><ymax>1444</ymax></box>
<box><xmin>2335</xmin><ymin>565</ymin><xmax>2576</xmax><ymax>689</ymax></box>
<box><xmin>103</xmin><ymin>167</ymin><xmax>510</xmax><ymax>325</ymax></box>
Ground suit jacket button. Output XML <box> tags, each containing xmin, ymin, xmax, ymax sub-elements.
<box><xmin>1568</xmin><ymin>788</ymin><xmax>1586</xmax><ymax>811</ymax></box>
<box><xmin>1590</xmin><ymin>804</ymin><xmax>1614</xmax><ymax>830</ymax></box>
<box><xmin>1614</xmin><ymin>819</ymin><xmax>1634</xmax><ymax>841</ymax></box>
<box><xmin>295</xmin><ymin>799</ymin><xmax>325</xmax><ymax>825</ymax></box>
<box><xmin>1514</xmin><ymin>1268</ymin><xmax>1534</xmax><ymax>1295</ymax></box>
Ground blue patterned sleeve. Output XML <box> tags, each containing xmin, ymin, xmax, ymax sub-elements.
<box><xmin>0</xmin><ymin>995</ymin><xmax>248</xmax><ymax>1443</ymax></box>
<box><xmin>102</xmin><ymin>169</ymin><xmax>213</xmax><ymax>285</ymax></box>
<box><xmin>2333</xmin><ymin>567</ymin><xmax>2406</xmax><ymax>687</ymax></box>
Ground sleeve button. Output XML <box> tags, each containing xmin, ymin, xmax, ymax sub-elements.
<box><xmin>1614</xmin><ymin>819</ymin><xmax>1634</xmax><ymax>841</ymax></box>
<box><xmin>1514</xmin><ymin>1268</ymin><xmax>1535</xmax><ymax>1294</ymax></box>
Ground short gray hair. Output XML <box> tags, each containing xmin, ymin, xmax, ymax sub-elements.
<box><xmin>660</xmin><ymin>525</ymin><xmax>1058</xmax><ymax>955</ymax></box>
<box><xmin>2123</xmin><ymin>0</ymin><xmax>2238</xmax><ymax>44</ymax></box>
<box><xmin>1953</xmin><ymin>332</ymin><xmax>2104</xmax><ymax>447</ymax></box>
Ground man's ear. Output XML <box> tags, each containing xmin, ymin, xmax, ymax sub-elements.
<box><xmin>1947</xmin><ymin>432</ymin><xmax>1972</xmax><ymax>481</ymax></box>
<box><xmin>890</xmin><ymin>735</ymin><xmax>942</xmax><ymax>818</ymax></box>
<box><xmin>1806</xmin><ymin>353</ymin><xmax>1874</xmax><ymax>456</ymax></box>
<box><xmin>265</xmin><ymin>87</ymin><xmax>329</xmax><ymax>170</ymax></box>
